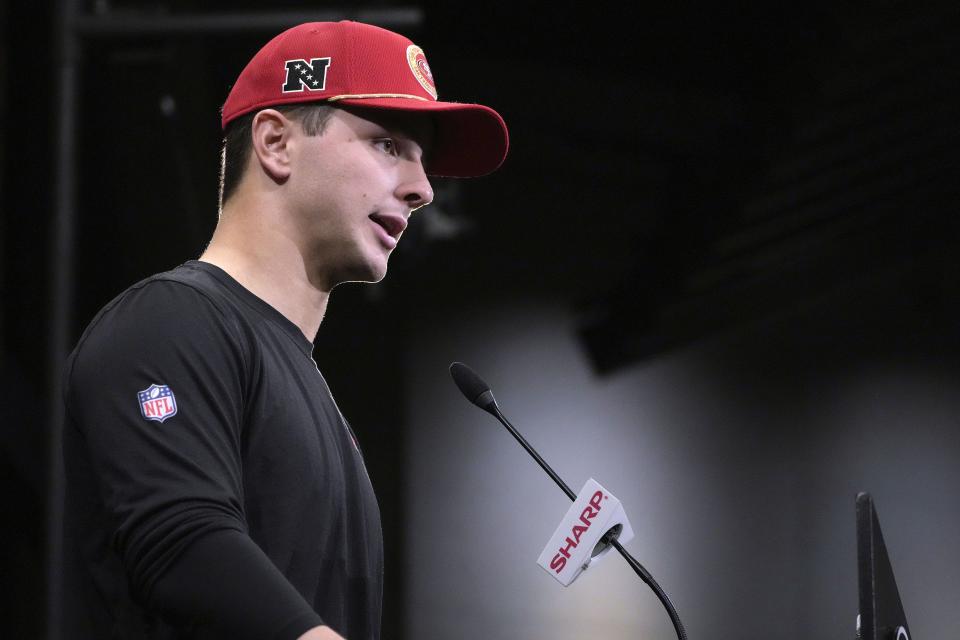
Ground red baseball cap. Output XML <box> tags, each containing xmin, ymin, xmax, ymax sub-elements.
<box><xmin>222</xmin><ymin>21</ymin><xmax>509</xmax><ymax>178</ymax></box>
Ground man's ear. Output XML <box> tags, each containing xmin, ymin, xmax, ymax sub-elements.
<box><xmin>250</xmin><ymin>109</ymin><xmax>293</xmax><ymax>182</ymax></box>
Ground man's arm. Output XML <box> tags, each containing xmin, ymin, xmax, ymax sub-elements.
<box><xmin>66</xmin><ymin>279</ymin><xmax>325</xmax><ymax>639</ymax></box>
<box><xmin>146</xmin><ymin>528</ymin><xmax>325</xmax><ymax>639</ymax></box>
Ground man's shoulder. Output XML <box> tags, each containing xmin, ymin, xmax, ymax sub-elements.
<box><xmin>87</xmin><ymin>263</ymin><xmax>227</xmax><ymax>329</ymax></box>
<box><xmin>62</xmin><ymin>263</ymin><xmax>256</xmax><ymax>427</ymax></box>
<box><xmin>68</xmin><ymin>263</ymin><xmax>241</xmax><ymax>370</ymax></box>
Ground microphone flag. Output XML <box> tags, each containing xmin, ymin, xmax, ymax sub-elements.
<box><xmin>536</xmin><ymin>478</ymin><xmax>635</xmax><ymax>587</ymax></box>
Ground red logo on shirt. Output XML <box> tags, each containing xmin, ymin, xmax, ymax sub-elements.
<box><xmin>138</xmin><ymin>384</ymin><xmax>178</xmax><ymax>423</ymax></box>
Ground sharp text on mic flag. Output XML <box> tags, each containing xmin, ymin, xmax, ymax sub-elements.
<box><xmin>537</xmin><ymin>478</ymin><xmax>634</xmax><ymax>587</ymax></box>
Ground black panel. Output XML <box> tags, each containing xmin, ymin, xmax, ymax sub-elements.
<box><xmin>857</xmin><ymin>492</ymin><xmax>912</xmax><ymax>640</ymax></box>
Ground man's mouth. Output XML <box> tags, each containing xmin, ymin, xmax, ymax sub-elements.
<box><xmin>369</xmin><ymin>212</ymin><xmax>407</xmax><ymax>241</ymax></box>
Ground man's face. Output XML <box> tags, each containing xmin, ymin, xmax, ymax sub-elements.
<box><xmin>284</xmin><ymin>105</ymin><xmax>435</xmax><ymax>288</ymax></box>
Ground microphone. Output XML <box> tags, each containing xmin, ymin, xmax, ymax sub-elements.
<box><xmin>448</xmin><ymin>362</ymin><xmax>576</xmax><ymax>500</ymax></box>
<box><xmin>449</xmin><ymin>362</ymin><xmax>498</xmax><ymax>414</ymax></box>
<box><xmin>448</xmin><ymin>361</ymin><xmax>688</xmax><ymax>640</ymax></box>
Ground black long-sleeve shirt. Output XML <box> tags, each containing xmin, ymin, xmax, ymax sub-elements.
<box><xmin>62</xmin><ymin>260</ymin><xmax>384</xmax><ymax>639</ymax></box>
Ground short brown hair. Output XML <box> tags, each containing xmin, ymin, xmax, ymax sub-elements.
<box><xmin>218</xmin><ymin>103</ymin><xmax>336</xmax><ymax>208</ymax></box>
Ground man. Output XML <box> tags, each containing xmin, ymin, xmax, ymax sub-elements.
<box><xmin>62</xmin><ymin>21</ymin><xmax>508</xmax><ymax>640</ymax></box>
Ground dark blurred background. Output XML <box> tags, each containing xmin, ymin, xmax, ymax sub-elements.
<box><xmin>3</xmin><ymin>1</ymin><xmax>960</xmax><ymax>638</ymax></box>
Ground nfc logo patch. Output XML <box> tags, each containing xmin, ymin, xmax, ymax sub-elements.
<box><xmin>282</xmin><ymin>58</ymin><xmax>331</xmax><ymax>93</ymax></box>
<box><xmin>406</xmin><ymin>45</ymin><xmax>436</xmax><ymax>99</ymax></box>
<box><xmin>138</xmin><ymin>384</ymin><xmax>178</xmax><ymax>423</ymax></box>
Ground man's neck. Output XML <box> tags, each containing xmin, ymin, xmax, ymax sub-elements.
<box><xmin>199</xmin><ymin>202</ymin><xmax>330</xmax><ymax>343</ymax></box>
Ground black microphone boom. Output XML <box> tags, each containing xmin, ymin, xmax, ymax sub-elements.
<box><xmin>449</xmin><ymin>362</ymin><xmax>575</xmax><ymax>500</ymax></box>
<box><xmin>448</xmin><ymin>361</ymin><xmax>689</xmax><ymax>640</ymax></box>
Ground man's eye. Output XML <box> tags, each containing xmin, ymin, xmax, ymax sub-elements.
<box><xmin>374</xmin><ymin>138</ymin><xmax>397</xmax><ymax>155</ymax></box>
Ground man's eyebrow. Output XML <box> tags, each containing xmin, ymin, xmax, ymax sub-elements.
<box><xmin>358</xmin><ymin>110</ymin><xmax>434</xmax><ymax>161</ymax></box>
<box><xmin>391</xmin><ymin>124</ymin><xmax>436</xmax><ymax>160</ymax></box>
<box><xmin>409</xmin><ymin>118</ymin><xmax>437</xmax><ymax>158</ymax></box>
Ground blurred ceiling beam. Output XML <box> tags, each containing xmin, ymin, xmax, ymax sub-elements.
<box><xmin>73</xmin><ymin>8</ymin><xmax>423</xmax><ymax>36</ymax></box>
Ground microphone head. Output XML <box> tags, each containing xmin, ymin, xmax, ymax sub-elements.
<box><xmin>449</xmin><ymin>362</ymin><xmax>498</xmax><ymax>413</ymax></box>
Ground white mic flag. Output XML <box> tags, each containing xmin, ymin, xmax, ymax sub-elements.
<box><xmin>536</xmin><ymin>478</ymin><xmax>635</xmax><ymax>587</ymax></box>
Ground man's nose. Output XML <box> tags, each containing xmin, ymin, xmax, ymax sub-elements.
<box><xmin>396</xmin><ymin>159</ymin><xmax>434</xmax><ymax>213</ymax></box>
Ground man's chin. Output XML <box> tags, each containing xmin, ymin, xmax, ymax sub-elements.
<box><xmin>332</xmin><ymin>261</ymin><xmax>389</xmax><ymax>287</ymax></box>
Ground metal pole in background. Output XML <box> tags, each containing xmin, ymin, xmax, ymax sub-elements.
<box><xmin>46</xmin><ymin>0</ymin><xmax>80</xmax><ymax>637</ymax></box>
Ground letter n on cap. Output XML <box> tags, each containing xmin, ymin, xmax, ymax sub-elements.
<box><xmin>282</xmin><ymin>58</ymin><xmax>331</xmax><ymax>93</ymax></box>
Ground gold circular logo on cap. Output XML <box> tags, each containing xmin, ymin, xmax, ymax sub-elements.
<box><xmin>406</xmin><ymin>44</ymin><xmax>437</xmax><ymax>99</ymax></box>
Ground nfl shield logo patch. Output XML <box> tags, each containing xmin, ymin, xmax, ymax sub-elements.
<box><xmin>138</xmin><ymin>384</ymin><xmax>178</xmax><ymax>423</ymax></box>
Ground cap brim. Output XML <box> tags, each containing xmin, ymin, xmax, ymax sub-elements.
<box><xmin>335</xmin><ymin>97</ymin><xmax>509</xmax><ymax>178</ymax></box>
